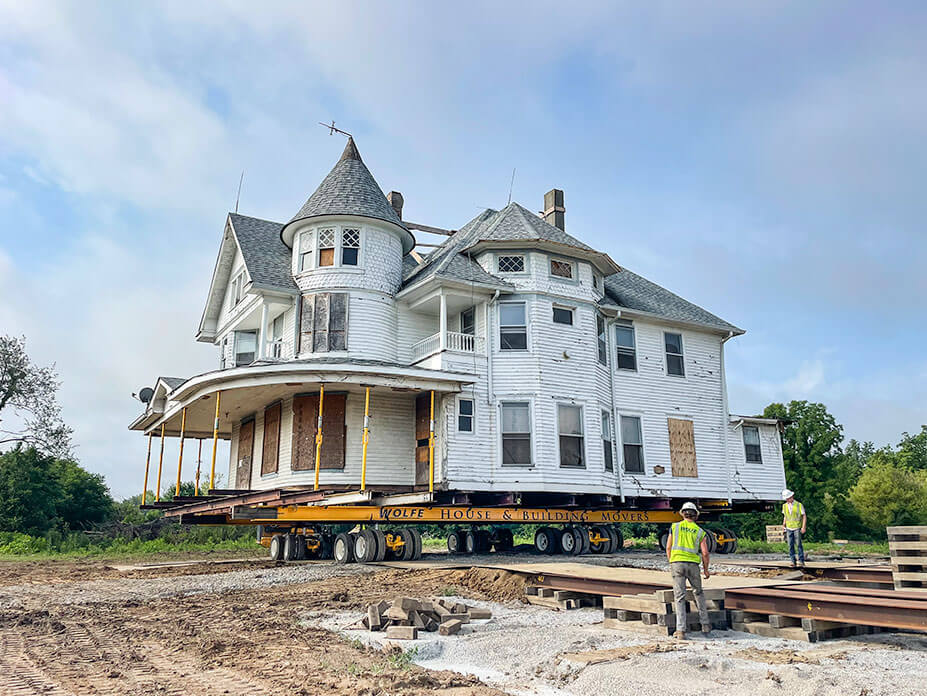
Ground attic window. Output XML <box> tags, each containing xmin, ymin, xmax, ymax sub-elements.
<box><xmin>319</xmin><ymin>228</ymin><xmax>335</xmax><ymax>267</ymax></box>
<box><xmin>230</xmin><ymin>271</ymin><xmax>245</xmax><ymax>305</ymax></box>
<box><xmin>550</xmin><ymin>258</ymin><xmax>573</xmax><ymax>279</ymax></box>
<box><xmin>592</xmin><ymin>274</ymin><xmax>601</xmax><ymax>292</ymax></box>
<box><xmin>498</xmin><ymin>255</ymin><xmax>525</xmax><ymax>273</ymax></box>
<box><xmin>341</xmin><ymin>228</ymin><xmax>360</xmax><ymax>265</ymax></box>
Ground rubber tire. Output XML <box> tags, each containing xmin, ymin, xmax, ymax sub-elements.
<box><xmin>269</xmin><ymin>534</ymin><xmax>284</xmax><ymax>561</ymax></box>
<box><xmin>447</xmin><ymin>530</ymin><xmax>462</xmax><ymax>554</ymax></box>
<box><xmin>409</xmin><ymin>528</ymin><xmax>423</xmax><ymax>560</ymax></box>
<box><xmin>659</xmin><ymin>530</ymin><xmax>670</xmax><ymax>551</ymax></box>
<box><xmin>575</xmin><ymin>526</ymin><xmax>590</xmax><ymax>555</ymax></box>
<box><xmin>475</xmin><ymin>529</ymin><xmax>492</xmax><ymax>554</ymax></box>
<box><xmin>284</xmin><ymin>533</ymin><xmax>298</xmax><ymax>561</ymax></box>
<box><xmin>318</xmin><ymin>534</ymin><xmax>333</xmax><ymax>560</ymax></box>
<box><xmin>494</xmin><ymin>528</ymin><xmax>514</xmax><ymax>553</ymax></box>
<box><xmin>705</xmin><ymin>530</ymin><xmax>719</xmax><ymax>554</ymax></box>
<box><xmin>561</xmin><ymin>527</ymin><xmax>578</xmax><ymax>555</ymax></box>
<box><xmin>333</xmin><ymin>532</ymin><xmax>354</xmax><ymax>564</ymax></box>
<box><xmin>612</xmin><ymin>525</ymin><xmax>625</xmax><ymax>552</ymax></box>
<box><xmin>720</xmin><ymin>527</ymin><xmax>737</xmax><ymax>555</ymax></box>
<box><xmin>462</xmin><ymin>529</ymin><xmax>476</xmax><ymax>554</ymax></box>
<box><xmin>373</xmin><ymin>529</ymin><xmax>388</xmax><ymax>562</ymax></box>
<box><xmin>601</xmin><ymin>526</ymin><xmax>618</xmax><ymax>554</ymax></box>
<box><xmin>354</xmin><ymin>529</ymin><xmax>378</xmax><ymax>564</ymax></box>
<box><xmin>399</xmin><ymin>529</ymin><xmax>416</xmax><ymax>561</ymax></box>
<box><xmin>589</xmin><ymin>525</ymin><xmax>609</xmax><ymax>554</ymax></box>
<box><xmin>534</xmin><ymin>528</ymin><xmax>551</xmax><ymax>554</ymax></box>
<box><xmin>295</xmin><ymin>534</ymin><xmax>308</xmax><ymax>560</ymax></box>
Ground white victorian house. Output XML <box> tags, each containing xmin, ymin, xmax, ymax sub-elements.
<box><xmin>130</xmin><ymin>138</ymin><xmax>784</xmax><ymax>510</ymax></box>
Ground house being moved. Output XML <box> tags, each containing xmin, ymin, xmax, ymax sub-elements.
<box><xmin>130</xmin><ymin>137</ymin><xmax>785</xmax><ymax>518</ymax></box>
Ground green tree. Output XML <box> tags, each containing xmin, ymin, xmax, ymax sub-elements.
<box><xmin>53</xmin><ymin>458</ymin><xmax>113</xmax><ymax>529</ymax></box>
<box><xmin>762</xmin><ymin>401</ymin><xmax>846</xmax><ymax>541</ymax></box>
<box><xmin>0</xmin><ymin>447</ymin><xmax>62</xmax><ymax>534</ymax></box>
<box><xmin>897</xmin><ymin>426</ymin><xmax>927</xmax><ymax>471</ymax></box>
<box><xmin>849</xmin><ymin>455</ymin><xmax>927</xmax><ymax>529</ymax></box>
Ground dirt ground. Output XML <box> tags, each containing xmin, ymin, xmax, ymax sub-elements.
<box><xmin>0</xmin><ymin>552</ymin><xmax>923</xmax><ymax>696</ymax></box>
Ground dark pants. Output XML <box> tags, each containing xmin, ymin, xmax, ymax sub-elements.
<box><xmin>786</xmin><ymin>528</ymin><xmax>805</xmax><ymax>564</ymax></box>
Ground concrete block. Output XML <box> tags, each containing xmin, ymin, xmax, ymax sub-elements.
<box><xmin>439</xmin><ymin>619</ymin><xmax>463</xmax><ymax>636</ymax></box>
<box><xmin>386</xmin><ymin>625</ymin><xmax>418</xmax><ymax>640</ymax></box>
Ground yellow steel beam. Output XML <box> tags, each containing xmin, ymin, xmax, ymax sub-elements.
<box><xmin>428</xmin><ymin>390</ymin><xmax>435</xmax><ymax>493</ymax></box>
<box><xmin>175</xmin><ymin>407</ymin><xmax>187</xmax><ymax>496</ymax></box>
<box><xmin>360</xmin><ymin>386</ymin><xmax>370</xmax><ymax>491</ymax></box>
<box><xmin>194</xmin><ymin>438</ymin><xmax>203</xmax><ymax>496</ymax></box>
<box><xmin>313</xmin><ymin>384</ymin><xmax>325</xmax><ymax>490</ymax></box>
<box><xmin>209</xmin><ymin>390</ymin><xmax>221</xmax><ymax>491</ymax></box>
<box><xmin>269</xmin><ymin>505</ymin><xmax>682</xmax><ymax>525</ymax></box>
<box><xmin>141</xmin><ymin>433</ymin><xmax>153</xmax><ymax>505</ymax></box>
<box><xmin>155</xmin><ymin>423</ymin><xmax>165</xmax><ymax>501</ymax></box>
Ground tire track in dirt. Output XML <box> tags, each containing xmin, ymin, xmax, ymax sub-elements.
<box><xmin>0</xmin><ymin>630</ymin><xmax>75</xmax><ymax>695</ymax></box>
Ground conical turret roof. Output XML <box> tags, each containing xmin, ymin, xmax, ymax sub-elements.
<box><xmin>288</xmin><ymin>137</ymin><xmax>408</xmax><ymax>232</ymax></box>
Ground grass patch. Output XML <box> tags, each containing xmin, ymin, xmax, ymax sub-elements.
<box><xmin>386</xmin><ymin>647</ymin><xmax>419</xmax><ymax>670</ymax></box>
<box><xmin>733</xmin><ymin>538</ymin><xmax>888</xmax><ymax>556</ymax></box>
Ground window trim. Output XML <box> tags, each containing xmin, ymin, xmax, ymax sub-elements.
<box><xmin>743</xmin><ymin>425</ymin><xmax>763</xmax><ymax>464</ymax></box>
<box><xmin>459</xmin><ymin>306</ymin><xmax>476</xmax><ymax>336</ymax></box>
<box><xmin>230</xmin><ymin>270</ymin><xmax>246</xmax><ymax>306</ymax></box>
<box><xmin>233</xmin><ymin>330</ymin><xmax>258</xmax><ymax>367</ymax></box>
<box><xmin>618</xmin><ymin>413</ymin><xmax>646</xmax><ymax>474</ymax></box>
<box><xmin>557</xmin><ymin>403</ymin><xmax>586</xmax><ymax>469</ymax></box>
<box><xmin>601</xmin><ymin>410</ymin><xmax>615</xmax><ymax>472</ymax></box>
<box><xmin>596</xmin><ymin>314</ymin><xmax>608</xmax><ymax>366</ymax></box>
<box><xmin>549</xmin><ymin>256</ymin><xmax>575</xmax><ymax>281</ymax></box>
<box><xmin>552</xmin><ymin>304</ymin><xmax>575</xmax><ymax>326</ymax></box>
<box><xmin>295</xmin><ymin>225</ymin><xmax>366</xmax><ymax>274</ymax></box>
<box><xmin>500</xmin><ymin>400</ymin><xmax>533</xmax><ymax>467</ymax></box>
<box><xmin>457</xmin><ymin>396</ymin><xmax>475</xmax><ymax>434</ymax></box>
<box><xmin>664</xmin><ymin>330</ymin><xmax>686</xmax><ymax>378</ymax></box>
<box><xmin>297</xmin><ymin>229</ymin><xmax>315</xmax><ymax>272</ymax></box>
<box><xmin>498</xmin><ymin>300</ymin><xmax>529</xmax><ymax>352</ymax></box>
<box><xmin>340</xmin><ymin>227</ymin><xmax>361</xmax><ymax>266</ymax></box>
<box><xmin>615</xmin><ymin>322</ymin><xmax>637</xmax><ymax>372</ymax></box>
<box><xmin>497</xmin><ymin>253</ymin><xmax>527</xmax><ymax>274</ymax></box>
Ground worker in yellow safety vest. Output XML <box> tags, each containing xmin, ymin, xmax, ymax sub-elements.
<box><xmin>665</xmin><ymin>501</ymin><xmax>711</xmax><ymax>640</ymax></box>
<box><xmin>781</xmin><ymin>488</ymin><xmax>807</xmax><ymax>567</ymax></box>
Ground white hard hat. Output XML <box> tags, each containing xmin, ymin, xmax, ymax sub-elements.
<box><xmin>782</xmin><ymin>489</ymin><xmax>794</xmax><ymax>500</ymax></box>
<box><xmin>680</xmin><ymin>501</ymin><xmax>699</xmax><ymax>513</ymax></box>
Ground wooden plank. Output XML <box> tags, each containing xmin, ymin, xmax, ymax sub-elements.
<box><xmin>667</xmin><ymin>418</ymin><xmax>698</xmax><ymax>478</ymax></box>
<box><xmin>603</xmin><ymin>595</ymin><xmax>674</xmax><ymax>614</ymax></box>
<box><xmin>291</xmin><ymin>394</ymin><xmax>316</xmax><ymax>471</ymax></box>
<box><xmin>890</xmin><ymin>541</ymin><xmax>927</xmax><ymax>551</ymax></box>
<box><xmin>319</xmin><ymin>393</ymin><xmax>347</xmax><ymax>470</ymax></box>
<box><xmin>887</xmin><ymin>526</ymin><xmax>927</xmax><ymax>536</ymax></box>
<box><xmin>261</xmin><ymin>402</ymin><xmax>281</xmax><ymax>475</ymax></box>
<box><xmin>768</xmin><ymin>614</ymin><xmax>802</xmax><ymax>628</ymax></box>
<box><xmin>236</xmin><ymin>419</ymin><xmax>254</xmax><ymax>489</ymax></box>
<box><xmin>733</xmin><ymin>621</ymin><xmax>812</xmax><ymax>641</ymax></box>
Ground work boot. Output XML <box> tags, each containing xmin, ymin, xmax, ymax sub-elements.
<box><xmin>674</xmin><ymin>630</ymin><xmax>687</xmax><ymax>640</ymax></box>
<box><xmin>790</xmin><ymin>560</ymin><xmax>797</xmax><ymax>568</ymax></box>
<box><xmin>701</xmin><ymin>624</ymin><xmax>711</xmax><ymax>636</ymax></box>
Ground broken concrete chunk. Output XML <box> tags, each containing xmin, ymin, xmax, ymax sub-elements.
<box><xmin>396</xmin><ymin>597</ymin><xmax>421</xmax><ymax>612</ymax></box>
<box><xmin>368</xmin><ymin>605</ymin><xmax>383</xmax><ymax>631</ymax></box>
<box><xmin>386</xmin><ymin>606</ymin><xmax>410</xmax><ymax>621</ymax></box>
<box><xmin>439</xmin><ymin>619</ymin><xmax>463</xmax><ymax>636</ymax></box>
<box><xmin>467</xmin><ymin>607</ymin><xmax>492</xmax><ymax>620</ymax></box>
<box><xmin>386</xmin><ymin>625</ymin><xmax>418</xmax><ymax>640</ymax></box>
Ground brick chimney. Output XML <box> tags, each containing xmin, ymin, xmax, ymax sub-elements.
<box><xmin>543</xmin><ymin>189</ymin><xmax>565</xmax><ymax>230</ymax></box>
<box><xmin>387</xmin><ymin>191</ymin><xmax>404</xmax><ymax>220</ymax></box>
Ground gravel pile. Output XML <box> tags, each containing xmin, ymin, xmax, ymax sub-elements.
<box><xmin>0</xmin><ymin>562</ymin><xmax>375</xmax><ymax>609</ymax></box>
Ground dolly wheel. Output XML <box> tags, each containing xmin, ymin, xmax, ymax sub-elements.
<box><xmin>410</xmin><ymin>528</ymin><xmax>423</xmax><ymax>560</ymax></box>
<box><xmin>560</xmin><ymin>527</ymin><xmax>578</xmax><ymax>555</ymax></box>
<box><xmin>333</xmin><ymin>532</ymin><xmax>354</xmax><ymax>564</ymax></box>
<box><xmin>447</xmin><ymin>530</ymin><xmax>462</xmax><ymax>554</ymax></box>
<box><xmin>354</xmin><ymin>529</ymin><xmax>379</xmax><ymax>564</ymax></box>
<box><xmin>462</xmin><ymin>529</ymin><xmax>476</xmax><ymax>554</ymax></box>
<box><xmin>372</xmin><ymin>529</ymin><xmax>388</xmax><ymax>562</ymax></box>
<box><xmin>399</xmin><ymin>529</ymin><xmax>416</xmax><ymax>561</ymax></box>
<box><xmin>659</xmin><ymin>530</ymin><xmax>670</xmax><ymax>551</ymax></box>
<box><xmin>269</xmin><ymin>534</ymin><xmax>284</xmax><ymax>561</ymax></box>
<box><xmin>589</xmin><ymin>525</ymin><xmax>609</xmax><ymax>554</ymax></box>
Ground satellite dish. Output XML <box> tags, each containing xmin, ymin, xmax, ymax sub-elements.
<box><xmin>138</xmin><ymin>387</ymin><xmax>154</xmax><ymax>404</ymax></box>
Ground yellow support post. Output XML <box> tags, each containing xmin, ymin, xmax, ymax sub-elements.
<box><xmin>141</xmin><ymin>433</ymin><xmax>153</xmax><ymax>505</ymax></box>
<box><xmin>176</xmin><ymin>407</ymin><xmax>187</xmax><ymax>497</ymax></box>
<box><xmin>360</xmin><ymin>386</ymin><xmax>371</xmax><ymax>491</ymax></box>
<box><xmin>209</xmin><ymin>390</ymin><xmax>221</xmax><ymax>492</ymax></box>
<box><xmin>313</xmin><ymin>384</ymin><xmax>325</xmax><ymax>490</ymax></box>
<box><xmin>428</xmin><ymin>390</ymin><xmax>435</xmax><ymax>493</ymax></box>
<box><xmin>194</xmin><ymin>439</ymin><xmax>203</xmax><ymax>496</ymax></box>
<box><xmin>155</xmin><ymin>423</ymin><xmax>165</xmax><ymax>502</ymax></box>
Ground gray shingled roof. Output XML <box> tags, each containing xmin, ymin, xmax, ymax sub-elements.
<box><xmin>602</xmin><ymin>269</ymin><xmax>742</xmax><ymax>334</ymax></box>
<box><xmin>465</xmin><ymin>202</ymin><xmax>596</xmax><ymax>251</ymax></box>
<box><xmin>288</xmin><ymin>138</ymin><xmax>407</xmax><ymax>231</ymax></box>
<box><xmin>228</xmin><ymin>213</ymin><xmax>297</xmax><ymax>292</ymax></box>
<box><xmin>160</xmin><ymin>376</ymin><xmax>187</xmax><ymax>390</ymax></box>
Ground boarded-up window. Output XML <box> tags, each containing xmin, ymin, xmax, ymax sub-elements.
<box><xmin>667</xmin><ymin>418</ymin><xmax>698</xmax><ymax>477</ymax></box>
<box><xmin>236</xmin><ymin>419</ymin><xmax>254</xmax><ymax>488</ymax></box>
<box><xmin>319</xmin><ymin>228</ymin><xmax>335</xmax><ymax>266</ymax></box>
<box><xmin>299</xmin><ymin>293</ymin><xmax>348</xmax><ymax>353</ymax></box>
<box><xmin>291</xmin><ymin>393</ymin><xmax>346</xmax><ymax>471</ymax></box>
<box><xmin>261</xmin><ymin>403</ymin><xmax>281</xmax><ymax>475</ymax></box>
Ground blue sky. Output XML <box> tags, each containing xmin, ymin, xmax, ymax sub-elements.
<box><xmin>0</xmin><ymin>2</ymin><xmax>924</xmax><ymax>498</ymax></box>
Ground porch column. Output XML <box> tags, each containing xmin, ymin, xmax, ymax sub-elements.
<box><xmin>259</xmin><ymin>301</ymin><xmax>269</xmax><ymax>359</ymax></box>
<box><xmin>439</xmin><ymin>292</ymin><xmax>448</xmax><ymax>351</ymax></box>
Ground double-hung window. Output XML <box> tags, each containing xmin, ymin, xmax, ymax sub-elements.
<box><xmin>501</xmin><ymin>402</ymin><xmax>531</xmax><ymax>465</ymax></box>
<box><xmin>341</xmin><ymin>228</ymin><xmax>360</xmax><ymax>266</ymax></box>
<box><xmin>458</xmin><ymin>398</ymin><xmax>474</xmax><ymax>432</ymax></box>
<box><xmin>665</xmin><ymin>332</ymin><xmax>685</xmax><ymax>376</ymax></box>
<box><xmin>550</xmin><ymin>258</ymin><xmax>573</xmax><ymax>279</ymax></box>
<box><xmin>743</xmin><ymin>426</ymin><xmax>762</xmax><ymax>463</ymax></box>
<box><xmin>558</xmin><ymin>404</ymin><xmax>585</xmax><ymax>468</ymax></box>
<box><xmin>620</xmin><ymin>415</ymin><xmax>645</xmax><ymax>473</ymax></box>
<box><xmin>234</xmin><ymin>330</ymin><xmax>257</xmax><ymax>366</ymax></box>
<box><xmin>615</xmin><ymin>321</ymin><xmax>636</xmax><ymax>371</ymax></box>
<box><xmin>552</xmin><ymin>305</ymin><xmax>574</xmax><ymax>325</ymax></box>
<box><xmin>318</xmin><ymin>228</ymin><xmax>336</xmax><ymax>267</ymax></box>
<box><xmin>601</xmin><ymin>411</ymin><xmax>614</xmax><ymax>471</ymax></box>
<box><xmin>499</xmin><ymin>302</ymin><xmax>527</xmax><ymax>350</ymax></box>
<box><xmin>298</xmin><ymin>230</ymin><xmax>314</xmax><ymax>271</ymax></box>
<box><xmin>460</xmin><ymin>306</ymin><xmax>475</xmax><ymax>335</ymax></box>
<box><xmin>596</xmin><ymin>315</ymin><xmax>608</xmax><ymax>366</ymax></box>
<box><xmin>230</xmin><ymin>271</ymin><xmax>245</xmax><ymax>306</ymax></box>
<box><xmin>270</xmin><ymin>314</ymin><xmax>284</xmax><ymax>358</ymax></box>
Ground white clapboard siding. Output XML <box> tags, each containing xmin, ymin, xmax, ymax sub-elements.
<box><xmin>726</xmin><ymin>422</ymin><xmax>787</xmax><ymax>501</ymax></box>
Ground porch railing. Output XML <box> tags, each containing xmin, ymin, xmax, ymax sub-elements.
<box><xmin>411</xmin><ymin>331</ymin><xmax>485</xmax><ymax>362</ymax></box>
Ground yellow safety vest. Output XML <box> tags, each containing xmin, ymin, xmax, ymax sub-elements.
<box><xmin>782</xmin><ymin>501</ymin><xmax>804</xmax><ymax>530</ymax></box>
<box><xmin>669</xmin><ymin>520</ymin><xmax>705</xmax><ymax>564</ymax></box>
